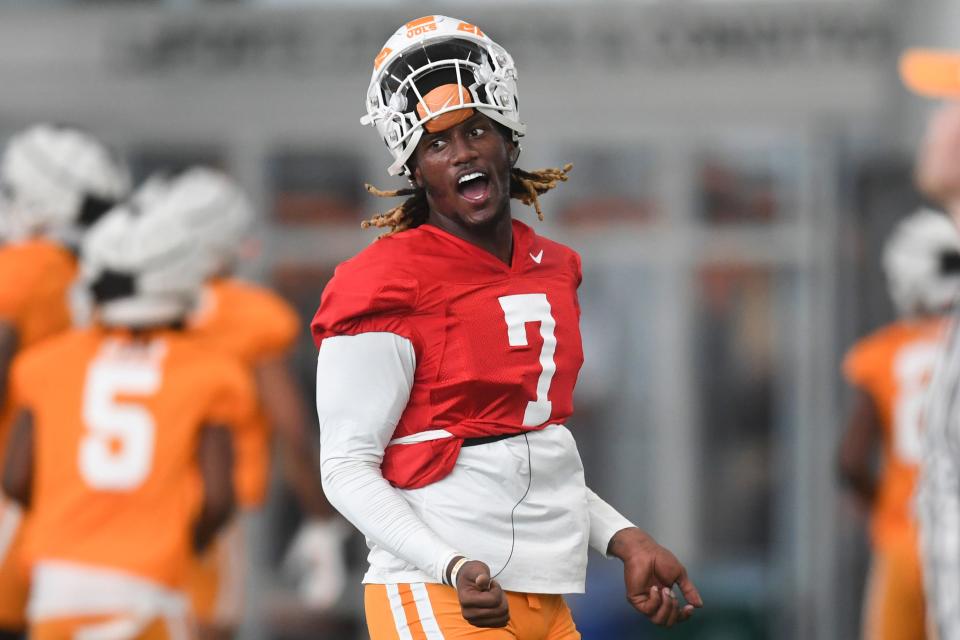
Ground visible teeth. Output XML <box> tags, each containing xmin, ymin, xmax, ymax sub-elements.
<box><xmin>458</xmin><ymin>171</ymin><xmax>486</xmax><ymax>184</ymax></box>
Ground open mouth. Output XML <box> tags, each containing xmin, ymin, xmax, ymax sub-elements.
<box><xmin>456</xmin><ymin>170</ymin><xmax>490</xmax><ymax>203</ymax></box>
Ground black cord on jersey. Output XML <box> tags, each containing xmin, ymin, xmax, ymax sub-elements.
<box><xmin>490</xmin><ymin>433</ymin><xmax>533</xmax><ymax>580</ymax></box>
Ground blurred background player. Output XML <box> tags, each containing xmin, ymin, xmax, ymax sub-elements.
<box><xmin>147</xmin><ymin>168</ymin><xmax>346</xmax><ymax>639</ymax></box>
<box><xmin>0</xmin><ymin>185</ymin><xmax>255</xmax><ymax>640</ymax></box>
<box><xmin>899</xmin><ymin>50</ymin><xmax>960</xmax><ymax>640</ymax></box>
<box><xmin>838</xmin><ymin>208</ymin><xmax>960</xmax><ymax>640</ymax></box>
<box><xmin>0</xmin><ymin>124</ymin><xmax>129</xmax><ymax>639</ymax></box>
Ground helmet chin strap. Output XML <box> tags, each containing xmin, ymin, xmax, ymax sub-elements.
<box><xmin>389</xmin><ymin>128</ymin><xmax>423</xmax><ymax>176</ymax></box>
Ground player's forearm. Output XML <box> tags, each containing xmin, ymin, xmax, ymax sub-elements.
<box><xmin>0</xmin><ymin>323</ymin><xmax>18</xmax><ymax>409</ymax></box>
<box><xmin>320</xmin><ymin>454</ymin><xmax>459</xmax><ymax>582</ymax></box>
<box><xmin>256</xmin><ymin>358</ymin><xmax>334</xmax><ymax>517</ymax></box>
<box><xmin>837</xmin><ymin>464</ymin><xmax>876</xmax><ymax>508</ymax></box>
<box><xmin>193</xmin><ymin>499</ymin><xmax>234</xmax><ymax>553</ymax></box>
<box><xmin>837</xmin><ymin>391</ymin><xmax>881</xmax><ymax>509</ymax></box>
<box><xmin>194</xmin><ymin>425</ymin><xmax>236</xmax><ymax>553</ymax></box>
<box><xmin>315</xmin><ymin>332</ymin><xmax>460</xmax><ymax>581</ymax></box>
<box><xmin>586</xmin><ymin>488</ymin><xmax>637</xmax><ymax>557</ymax></box>
<box><xmin>1</xmin><ymin>409</ymin><xmax>33</xmax><ymax>507</ymax></box>
<box><xmin>281</xmin><ymin>440</ymin><xmax>335</xmax><ymax>518</ymax></box>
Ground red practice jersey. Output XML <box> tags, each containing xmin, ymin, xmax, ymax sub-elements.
<box><xmin>312</xmin><ymin>219</ymin><xmax>585</xmax><ymax>489</ymax></box>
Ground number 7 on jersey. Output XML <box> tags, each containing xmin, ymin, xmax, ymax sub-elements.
<box><xmin>498</xmin><ymin>293</ymin><xmax>558</xmax><ymax>427</ymax></box>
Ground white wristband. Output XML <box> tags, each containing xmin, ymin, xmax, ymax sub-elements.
<box><xmin>449</xmin><ymin>557</ymin><xmax>470</xmax><ymax>588</ymax></box>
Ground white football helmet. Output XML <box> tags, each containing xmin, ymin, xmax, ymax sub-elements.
<box><xmin>883</xmin><ymin>208</ymin><xmax>960</xmax><ymax>316</ymax></box>
<box><xmin>158</xmin><ymin>167</ymin><xmax>254</xmax><ymax>278</ymax></box>
<box><xmin>0</xmin><ymin>124</ymin><xmax>130</xmax><ymax>241</ymax></box>
<box><xmin>81</xmin><ymin>182</ymin><xmax>216</xmax><ymax>328</ymax></box>
<box><xmin>361</xmin><ymin>15</ymin><xmax>526</xmax><ymax>176</ymax></box>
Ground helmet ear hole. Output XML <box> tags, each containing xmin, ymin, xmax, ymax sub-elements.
<box><xmin>77</xmin><ymin>193</ymin><xmax>117</xmax><ymax>228</ymax></box>
<box><xmin>90</xmin><ymin>269</ymin><xmax>136</xmax><ymax>304</ymax></box>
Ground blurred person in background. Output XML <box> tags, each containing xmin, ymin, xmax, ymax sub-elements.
<box><xmin>0</xmin><ymin>124</ymin><xmax>129</xmax><ymax>640</ymax></box>
<box><xmin>0</xmin><ymin>185</ymin><xmax>254</xmax><ymax>640</ymax></box>
<box><xmin>838</xmin><ymin>208</ymin><xmax>960</xmax><ymax>640</ymax></box>
<box><xmin>147</xmin><ymin>168</ymin><xmax>346</xmax><ymax>640</ymax></box>
<box><xmin>313</xmin><ymin>15</ymin><xmax>702</xmax><ymax>638</ymax></box>
<box><xmin>899</xmin><ymin>49</ymin><xmax>960</xmax><ymax>640</ymax></box>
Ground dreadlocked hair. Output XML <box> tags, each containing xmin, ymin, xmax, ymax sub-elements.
<box><xmin>362</xmin><ymin>163</ymin><xmax>573</xmax><ymax>238</ymax></box>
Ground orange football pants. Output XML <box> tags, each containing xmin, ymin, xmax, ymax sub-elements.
<box><xmin>0</xmin><ymin>500</ymin><xmax>27</xmax><ymax>631</ymax></box>
<box><xmin>365</xmin><ymin>583</ymin><xmax>581</xmax><ymax>640</ymax></box>
<box><xmin>862</xmin><ymin>542</ymin><xmax>927</xmax><ymax>640</ymax></box>
<box><xmin>31</xmin><ymin>613</ymin><xmax>190</xmax><ymax>640</ymax></box>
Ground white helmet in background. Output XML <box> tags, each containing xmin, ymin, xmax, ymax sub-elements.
<box><xmin>81</xmin><ymin>182</ymin><xmax>215</xmax><ymax>328</ymax></box>
<box><xmin>883</xmin><ymin>208</ymin><xmax>960</xmax><ymax>316</ymax></box>
<box><xmin>160</xmin><ymin>167</ymin><xmax>254</xmax><ymax>277</ymax></box>
<box><xmin>361</xmin><ymin>15</ymin><xmax>526</xmax><ymax>176</ymax></box>
<box><xmin>0</xmin><ymin>124</ymin><xmax>130</xmax><ymax>241</ymax></box>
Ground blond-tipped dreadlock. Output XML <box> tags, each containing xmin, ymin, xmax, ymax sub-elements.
<box><xmin>362</xmin><ymin>164</ymin><xmax>573</xmax><ymax>238</ymax></box>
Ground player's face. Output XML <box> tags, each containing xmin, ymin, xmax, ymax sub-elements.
<box><xmin>411</xmin><ymin>112</ymin><xmax>516</xmax><ymax>232</ymax></box>
<box><xmin>917</xmin><ymin>103</ymin><xmax>960</xmax><ymax>220</ymax></box>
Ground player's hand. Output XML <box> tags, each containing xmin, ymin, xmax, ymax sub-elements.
<box><xmin>281</xmin><ymin>517</ymin><xmax>350</xmax><ymax>610</ymax></box>
<box><xmin>454</xmin><ymin>560</ymin><xmax>510</xmax><ymax>628</ymax></box>
<box><xmin>608</xmin><ymin>527</ymin><xmax>703</xmax><ymax>627</ymax></box>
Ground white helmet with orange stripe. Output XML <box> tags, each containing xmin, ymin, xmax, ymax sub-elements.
<box><xmin>361</xmin><ymin>15</ymin><xmax>526</xmax><ymax>176</ymax></box>
<box><xmin>883</xmin><ymin>208</ymin><xmax>960</xmax><ymax>316</ymax></box>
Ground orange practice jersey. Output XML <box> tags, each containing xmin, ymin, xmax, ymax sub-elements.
<box><xmin>843</xmin><ymin>316</ymin><xmax>948</xmax><ymax>550</ymax></box>
<box><xmin>0</xmin><ymin>240</ymin><xmax>77</xmax><ymax>446</ymax></box>
<box><xmin>189</xmin><ymin>278</ymin><xmax>300</xmax><ymax>506</ymax></box>
<box><xmin>10</xmin><ymin>328</ymin><xmax>256</xmax><ymax>587</ymax></box>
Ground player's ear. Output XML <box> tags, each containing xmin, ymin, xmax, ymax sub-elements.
<box><xmin>411</xmin><ymin>163</ymin><xmax>424</xmax><ymax>189</ymax></box>
<box><xmin>507</xmin><ymin>140</ymin><xmax>520</xmax><ymax>167</ymax></box>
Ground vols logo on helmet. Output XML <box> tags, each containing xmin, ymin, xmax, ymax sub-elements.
<box><xmin>405</xmin><ymin>16</ymin><xmax>437</xmax><ymax>38</ymax></box>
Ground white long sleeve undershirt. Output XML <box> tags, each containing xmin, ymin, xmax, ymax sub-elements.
<box><xmin>918</xmin><ymin>321</ymin><xmax>960</xmax><ymax>639</ymax></box>
<box><xmin>315</xmin><ymin>332</ymin><xmax>634</xmax><ymax>588</ymax></box>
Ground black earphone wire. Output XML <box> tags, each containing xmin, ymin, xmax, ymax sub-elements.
<box><xmin>491</xmin><ymin>433</ymin><xmax>533</xmax><ymax>580</ymax></box>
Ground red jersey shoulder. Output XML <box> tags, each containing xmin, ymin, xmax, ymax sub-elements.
<box><xmin>312</xmin><ymin>234</ymin><xmax>423</xmax><ymax>345</ymax></box>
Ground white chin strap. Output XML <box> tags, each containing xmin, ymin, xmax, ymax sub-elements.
<box><xmin>389</xmin><ymin>128</ymin><xmax>423</xmax><ymax>176</ymax></box>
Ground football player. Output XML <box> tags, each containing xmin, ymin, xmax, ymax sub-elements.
<box><xmin>312</xmin><ymin>16</ymin><xmax>702</xmax><ymax>638</ymax></box>
<box><xmin>0</xmin><ymin>124</ymin><xmax>129</xmax><ymax>638</ymax></box>
<box><xmin>144</xmin><ymin>168</ymin><xmax>345</xmax><ymax>639</ymax></box>
<box><xmin>0</xmin><ymin>181</ymin><xmax>255</xmax><ymax>640</ymax></box>
<box><xmin>839</xmin><ymin>209</ymin><xmax>960</xmax><ymax>640</ymax></box>
<box><xmin>899</xmin><ymin>49</ymin><xmax>960</xmax><ymax>640</ymax></box>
